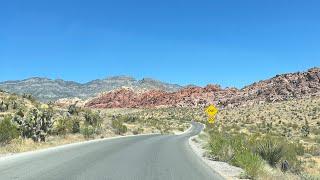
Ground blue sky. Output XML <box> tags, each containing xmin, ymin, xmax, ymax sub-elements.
<box><xmin>1</xmin><ymin>0</ymin><xmax>319</xmax><ymax>88</ymax></box>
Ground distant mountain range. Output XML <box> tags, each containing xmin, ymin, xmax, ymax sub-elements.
<box><xmin>0</xmin><ymin>76</ymin><xmax>182</xmax><ymax>101</ymax></box>
<box><xmin>1</xmin><ymin>67</ymin><xmax>319</xmax><ymax>108</ymax></box>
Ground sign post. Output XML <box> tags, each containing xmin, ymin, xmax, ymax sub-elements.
<box><xmin>205</xmin><ymin>105</ymin><xmax>218</xmax><ymax>124</ymax></box>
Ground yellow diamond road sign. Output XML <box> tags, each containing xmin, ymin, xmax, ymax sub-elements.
<box><xmin>206</xmin><ymin>105</ymin><xmax>218</xmax><ymax>117</ymax></box>
<box><xmin>208</xmin><ymin>117</ymin><xmax>215</xmax><ymax>124</ymax></box>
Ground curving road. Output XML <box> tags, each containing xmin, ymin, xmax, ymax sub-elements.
<box><xmin>0</xmin><ymin>122</ymin><xmax>224</xmax><ymax>180</ymax></box>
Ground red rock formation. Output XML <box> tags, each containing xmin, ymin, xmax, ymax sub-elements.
<box><xmin>85</xmin><ymin>84</ymin><xmax>235</xmax><ymax>108</ymax></box>
<box><xmin>85</xmin><ymin>67</ymin><xmax>320</xmax><ymax>108</ymax></box>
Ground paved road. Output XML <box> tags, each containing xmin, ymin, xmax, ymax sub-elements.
<box><xmin>0</xmin><ymin>122</ymin><xmax>224</xmax><ymax>180</ymax></box>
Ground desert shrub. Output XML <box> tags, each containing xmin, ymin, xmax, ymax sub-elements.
<box><xmin>301</xmin><ymin>120</ymin><xmax>310</xmax><ymax>137</ymax></box>
<box><xmin>314</xmin><ymin>136</ymin><xmax>320</xmax><ymax>144</ymax></box>
<box><xmin>177</xmin><ymin>127</ymin><xmax>184</xmax><ymax>132</ymax></box>
<box><xmin>161</xmin><ymin>126</ymin><xmax>171</xmax><ymax>134</ymax></box>
<box><xmin>70</xmin><ymin>116</ymin><xmax>81</xmax><ymax>133</ymax></box>
<box><xmin>81</xmin><ymin>125</ymin><xmax>96</xmax><ymax>139</ymax></box>
<box><xmin>54</xmin><ymin>118</ymin><xmax>69</xmax><ymax>136</ymax></box>
<box><xmin>284</xmin><ymin>142</ymin><xmax>304</xmax><ymax>174</ymax></box>
<box><xmin>112</xmin><ymin>119</ymin><xmax>127</xmax><ymax>135</ymax></box>
<box><xmin>254</xmin><ymin>136</ymin><xmax>304</xmax><ymax>173</ymax></box>
<box><xmin>232</xmin><ymin>149</ymin><xmax>263</xmax><ymax>179</ymax></box>
<box><xmin>133</xmin><ymin>127</ymin><xmax>144</xmax><ymax>135</ymax></box>
<box><xmin>289</xmin><ymin>141</ymin><xmax>305</xmax><ymax>156</ymax></box>
<box><xmin>207</xmin><ymin>128</ymin><xmax>263</xmax><ymax>179</ymax></box>
<box><xmin>207</xmin><ymin>129</ymin><xmax>227</xmax><ymax>160</ymax></box>
<box><xmin>266</xmin><ymin>122</ymin><xmax>273</xmax><ymax>132</ymax></box>
<box><xmin>256</xmin><ymin>139</ymin><xmax>285</xmax><ymax>167</ymax></box>
<box><xmin>208</xmin><ymin>129</ymin><xmax>243</xmax><ymax>161</ymax></box>
<box><xmin>0</xmin><ymin>116</ymin><xmax>19</xmax><ymax>145</ymax></box>
<box><xmin>16</xmin><ymin>109</ymin><xmax>24</xmax><ymax>117</ymax></box>
<box><xmin>292</xmin><ymin>123</ymin><xmax>299</xmax><ymax>130</ymax></box>
<box><xmin>22</xmin><ymin>94</ymin><xmax>36</xmax><ymax>103</ymax></box>
<box><xmin>52</xmin><ymin>116</ymin><xmax>82</xmax><ymax>135</ymax></box>
<box><xmin>68</xmin><ymin>105</ymin><xmax>80</xmax><ymax>115</ymax></box>
<box><xmin>84</xmin><ymin>110</ymin><xmax>101</xmax><ymax>127</ymax></box>
<box><xmin>122</xmin><ymin>116</ymin><xmax>139</xmax><ymax>123</ymax></box>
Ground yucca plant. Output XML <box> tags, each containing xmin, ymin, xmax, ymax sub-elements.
<box><xmin>256</xmin><ymin>139</ymin><xmax>285</xmax><ymax>167</ymax></box>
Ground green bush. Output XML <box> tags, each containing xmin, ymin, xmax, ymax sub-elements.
<box><xmin>53</xmin><ymin>116</ymin><xmax>82</xmax><ymax>135</ymax></box>
<box><xmin>122</xmin><ymin>116</ymin><xmax>139</xmax><ymax>123</ymax></box>
<box><xmin>208</xmin><ymin>131</ymin><xmax>233</xmax><ymax>161</ymax></box>
<box><xmin>54</xmin><ymin>118</ymin><xmax>69</xmax><ymax>136</ymax></box>
<box><xmin>256</xmin><ymin>139</ymin><xmax>285</xmax><ymax>167</ymax></box>
<box><xmin>0</xmin><ymin>116</ymin><xmax>19</xmax><ymax>145</ymax></box>
<box><xmin>70</xmin><ymin>117</ymin><xmax>81</xmax><ymax>133</ymax></box>
<box><xmin>81</xmin><ymin>125</ymin><xmax>96</xmax><ymax>139</ymax></box>
<box><xmin>207</xmin><ymin>129</ymin><xmax>263</xmax><ymax>179</ymax></box>
<box><xmin>112</xmin><ymin>119</ymin><xmax>128</xmax><ymax>135</ymax></box>
<box><xmin>301</xmin><ymin>120</ymin><xmax>310</xmax><ymax>137</ymax></box>
<box><xmin>68</xmin><ymin>105</ymin><xmax>80</xmax><ymax>115</ymax></box>
<box><xmin>177</xmin><ymin>127</ymin><xmax>185</xmax><ymax>132</ymax></box>
<box><xmin>84</xmin><ymin>110</ymin><xmax>101</xmax><ymax>127</ymax></box>
<box><xmin>232</xmin><ymin>149</ymin><xmax>263</xmax><ymax>179</ymax></box>
<box><xmin>283</xmin><ymin>141</ymin><xmax>304</xmax><ymax>174</ymax></box>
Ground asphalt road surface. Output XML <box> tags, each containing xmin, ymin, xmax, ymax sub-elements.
<box><xmin>0</xmin><ymin>122</ymin><xmax>224</xmax><ymax>180</ymax></box>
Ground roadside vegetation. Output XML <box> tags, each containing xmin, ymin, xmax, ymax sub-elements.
<box><xmin>199</xmin><ymin>97</ymin><xmax>320</xmax><ymax>179</ymax></box>
<box><xmin>201</xmin><ymin>126</ymin><xmax>311</xmax><ymax>179</ymax></box>
<box><xmin>123</xmin><ymin>98</ymin><xmax>320</xmax><ymax>179</ymax></box>
<box><xmin>0</xmin><ymin>91</ymin><xmax>189</xmax><ymax>155</ymax></box>
<box><xmin>1</xmin><ymin>90</ymin><xmax>319</xmax><ymax>179</ymax></box>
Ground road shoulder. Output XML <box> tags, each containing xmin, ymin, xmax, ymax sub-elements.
<box><xmin>189</xmin><ymin>132</ymin><xmax>244</xmax><ymax>180</ymax></box>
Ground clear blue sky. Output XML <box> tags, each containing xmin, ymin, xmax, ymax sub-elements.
<box><xmin>1</xmin><ymin>0</ymin><xmax>319</xmax><ymax>88</ymax></box>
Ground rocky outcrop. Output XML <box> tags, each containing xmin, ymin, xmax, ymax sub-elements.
<box><xmin>85</xmin><ymin>85</ymin><xmax>239</xmax><ymax>108</ymax></box>
<box><xmin>54</xmin><ymin>97</ymin><xmax>87</xmax><ymax>107</ymax></box>
<box><xmin>85</xmin><ymin>67</ymin><xmax>320</xmax><ymax>108</ymax></box>
<box><xmin>232</xmin><ymin>67</ymin><xmax>320</xmax><ymax>106</ymax></box>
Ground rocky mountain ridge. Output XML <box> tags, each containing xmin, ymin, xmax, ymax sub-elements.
<box><xmin>0</xmin><ymin>76</ymin><xmax>183</xmax><ymax>101</ymax></box>
<box><xmin>85</xmin><ymin>67</ymin><xmax>320</xmax><ymax>108</ymax></box>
